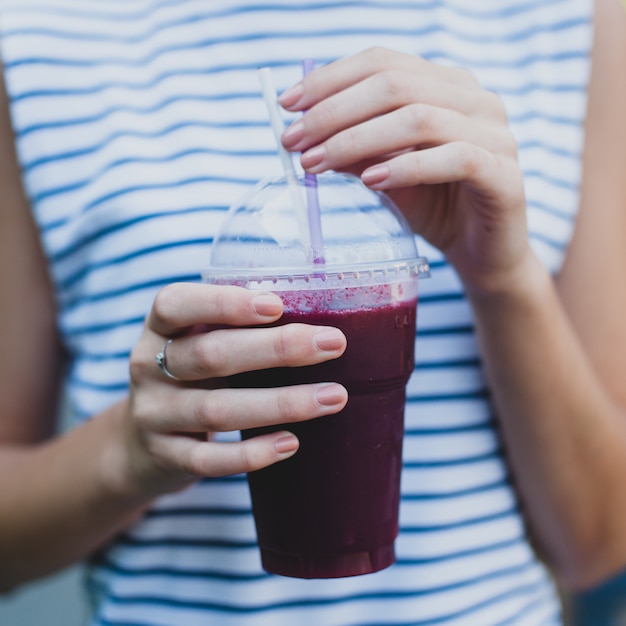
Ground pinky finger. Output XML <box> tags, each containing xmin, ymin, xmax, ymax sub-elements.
<box><xmin>162</xmin><ymin>430</ymin><xmax>300</xmax><ymax>479</ymax></box>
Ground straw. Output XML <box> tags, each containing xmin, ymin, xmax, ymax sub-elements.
<box><xmin>302</xmin><ymin>58</ymin><xmax>325</xmax><ymax>265</ymax></box>
<box><xmin>257</xmin><ymin>67</ymin><xmax>312</xmax><ymax>261</ymax></box>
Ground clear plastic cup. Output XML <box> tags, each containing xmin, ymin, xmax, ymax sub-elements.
<box><xmin>202</xmin><ymin>173</ymin><xmax>429</xmax><ymax>578</ymax></box>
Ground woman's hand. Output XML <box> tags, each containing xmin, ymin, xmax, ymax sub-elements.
<box><xmin>119</xmin><ymin>283</ymin><xmax>347</xmax><ymax>496</ymax></box>
<box><xmin>279</xmin><ymin>47</ymin><xmax>531</xmax><ymax>293</ymax></box>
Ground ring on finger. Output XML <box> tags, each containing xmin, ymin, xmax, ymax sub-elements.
<box><xmin>155</xmin><ymin>339</ymin><xmax>181</xmax><ymax>381</ymax></box>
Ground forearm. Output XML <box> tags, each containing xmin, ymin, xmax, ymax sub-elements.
<box><xmin>467</xmin><ymin>250</ymin><xmax>626</xmax><ymax>589</ymax></box>
<box><xmin>0</xmin><ymin>400</ymin><xmax>155</xmax><ymax>592</ymax></box>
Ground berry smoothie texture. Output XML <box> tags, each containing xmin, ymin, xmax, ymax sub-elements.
<box><xmin>234</xmin><ymin>287</ymin><xmax>418</xmax><ymax>578</ymax></box>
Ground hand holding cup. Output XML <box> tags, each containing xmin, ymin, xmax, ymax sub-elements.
<box><xmin>279</xmin><ymin>47</ymin><xmax>531</xmax><ymax>294</ymax></box>
<box><xmin>118</xmin><ymin>282</ymin><xmax>347</xmax><ymax>497</ymax></box>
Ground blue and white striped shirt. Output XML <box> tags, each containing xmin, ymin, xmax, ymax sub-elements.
<box><xmin>0</xmin><ymin>1</ymin><xmax>592</xmax><ymax>624</ymax></box>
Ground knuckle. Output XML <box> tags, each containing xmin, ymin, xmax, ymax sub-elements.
<box><xmin>192</xmin><ymin>332</ymin><xmax>226</xmax><ymax>376</ymax></box>
<box><xmin>407</xmin><ymin>154</ymin><xmax>425</xmax><ymax>180</ymax></box>
<box><xmin>404</xmin><ymin>102</ymin><xmax>435</xmax><ymax>137</ymax></box>
<box><xmin>129</xmin><ymin>344</ymin><xmax>151</xmax><ymax>383</ymax></box>
<box><xmin>272</xmin><ymin>324</ymin><xmax>301</xmax><ymax>362</ymax></box>
<box><xmin>375</xmin><ymin>70</ymin><xmax>409</xmax><ymax>103</ymax></box>
<box><xmin>453</xmin><ymin>66</ymin><xmax>480</xmax><ymax>87</ymax></box>
<box><xmin>313</xmin><ymin>99</ymin><xmax>342</xmax><ymax>134</ymax></box>
<box><xmin>210</xmin><ymin>285</ymin><xmax>239</xmax><ymax>319</ymax></box>
<box><xmin>274</xmin><ymin>387</ymin><xmax>309</xmax><ymax>422</ymax></box>
<box><xmin>151</xmin><ymin>283</ymin><xmax>183</xmax><ymax>328</ymax></box>
<box><xmin>186</xmin><ymin>445</ymin><xmax>209</xmax><ymax>477</ymax></box>
<box><xmin>485</xmin><ymin>90</ymin><xmax>508</xmax><ymax>123</ymax></box>
<box><xmin>237</xmin><ymin>444</ymin><xmax>257</xmax><ymax>474</ymax></box>
<box><xmin>129</xmin><ymin>391</ymin><xmax>164</xmax><ymax>433</ymax></box>
<box><xmin>142</xmin><ymin>431</ymin><xmax>164</xmax><ymax>459</ymax></box>
<box><xmin>194</xmin><ymin>389</ymin><xmax>226</xmax><ymax>431</ymax></box>
<box><xmin>128</xmin><ymin>395</ymin><xmax>150</xmax><ymax>429</ymax></box>
<box><xmin>457</xmin><ymin>141</ymin><xmax>485</xmax><ymax>177</ymax></box>
<box><xmin>501</xmin><ymin>130</ymin><xmax>519</xmax><ymax>158</ymax></box>
<box><xmin>334</xmin><ymin>126</ymin><xmax>360</xmax><ymax>159</ymax></box>
<box><xmin>364</xmin><ymin>46</ymin><xmax>394</xmax><ymax>68</ymax></box>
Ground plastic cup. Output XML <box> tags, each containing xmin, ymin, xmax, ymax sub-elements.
<box><xmin>202</xmin><ymin>173</ymin><xmax>429</xmax><ymax>578</ymax></box>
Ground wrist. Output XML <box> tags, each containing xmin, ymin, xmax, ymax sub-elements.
<box><xmin>95</xmin><ymin>399</ymin><xmax>159</xmax><ymax>508</ymax></box>
<box><xmin>460</xmin><ymin>249</ymin><xmax>561</xmax><ymax>351</ymax></box>
<box><xmin>461</xmin><ymin>246</ymin><xmax>551</xmax><ymax>303</ymax></box>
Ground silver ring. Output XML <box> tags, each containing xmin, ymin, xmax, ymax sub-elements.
<box><xmin>155</xmin><ymin>339</ymin><xmax>181</xmax><ymax>381</ymax></box>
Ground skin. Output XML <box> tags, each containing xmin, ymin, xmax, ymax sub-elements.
<box><xmin>0</xmin><ymin>0</ymin><xmax>624</xmax><ymax>595</ymax></box>
<box><xmin>278</xmin><ymin>0</ymin><xmax>626</xmax><ymax>588</ymax></box>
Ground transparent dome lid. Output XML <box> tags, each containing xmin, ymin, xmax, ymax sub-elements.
<box><xmin>204</xmin><ymin>173</ymin><xmax>429</xmax><ymax>283</ymax></box>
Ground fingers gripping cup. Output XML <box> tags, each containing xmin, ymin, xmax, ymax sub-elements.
<box><xmin>202</xmin><ymin>172</ymin><xmax>429</xmax><ymax>578</ymax></box>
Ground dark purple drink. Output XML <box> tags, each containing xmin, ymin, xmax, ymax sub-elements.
<box><xmin>233</xmin><ymin>286</ymin><xmax>418</xmax><ymax>579</ymax></box>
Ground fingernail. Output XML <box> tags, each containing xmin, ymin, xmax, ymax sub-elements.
<box><xmin>314</xmin><ymin>328</ymin><xmax>344</xmax><ymax>352</ymax></box>
<box><xmin>252</xmin><ymin>293</ymin><xmax>283</xmax><ymax>317</ymax></box>
<box><xmin>274</xmin><ymin>433</ymin><xmax>299</xmax><ymax>454</ymax></box>
<box><xmin>278</xmin><ymin>83</ymin><xmax>304</xmax><ymax>108</ymax></box>
<box><xmin>281</xmin><ymin>120</ymin><xmax>304</xmax><ymax>147</ymax></box>
<box><xmin>301</xmin><ymin>145</ymin><xmax>326</xmax><ymax>171</ymax></box>
<box><xmin>315</xmin><ymin>384</ymin><xmax>346</xmax><ymax>407</ymax></box>
<box><xmin>361</xmin><ymin>164</ymin><xmax>390</xmax><ymax>185</ymax></box>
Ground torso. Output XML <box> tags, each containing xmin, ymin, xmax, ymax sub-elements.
<box><xmin>0</xmin><ymin>1</ymin><xmax>592</xmax><ymax>624</ymax></box>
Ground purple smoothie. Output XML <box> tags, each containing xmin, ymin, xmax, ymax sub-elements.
<box><xmin>233</xmin><ymin>286</ymin><xmax>418</xmax><ymax>579</ymax></box>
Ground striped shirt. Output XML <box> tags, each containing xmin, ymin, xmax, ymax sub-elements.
<box><xmin>0</xmin><ymin>1</ymin><xmax>592</xmax><ymax>624</ymax></box>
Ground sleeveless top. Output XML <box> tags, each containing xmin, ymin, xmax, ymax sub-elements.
<box><xmin>0</xmin><ymin>1</ymin><xmax>593</xmax><ymax>625</ymax></box>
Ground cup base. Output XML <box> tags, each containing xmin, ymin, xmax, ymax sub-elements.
<box><xmin>260</xmin><ymin>543</ymin><xmax>396</xmax><ymax>579</ymax></box>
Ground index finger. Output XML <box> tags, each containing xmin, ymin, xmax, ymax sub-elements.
<box><xmin>147</xmin><ymin>283</ymin><xmax>283</xmax><ymax>337</ymax></box>
<box><xmin>278</xmin><ymin>47</ymin><xmax>477</xmax><ymax>112</ymax></box>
